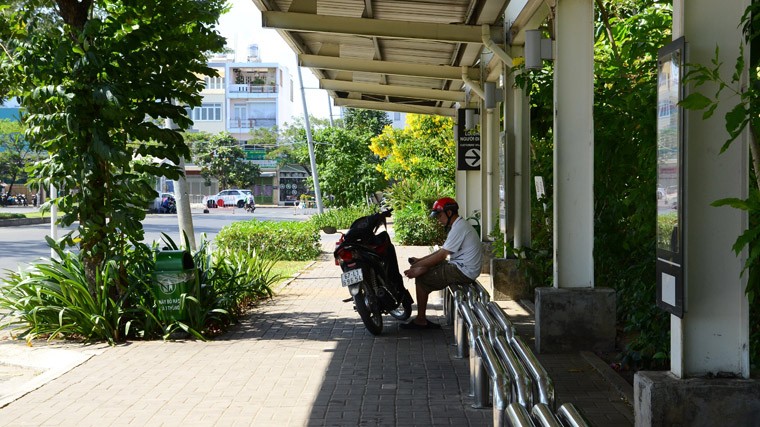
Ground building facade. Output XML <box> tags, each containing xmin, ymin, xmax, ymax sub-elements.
<box><xmin>182</xmin><ymin>47</ymin><xmax>295</xmax><ymax>205</ymax></box>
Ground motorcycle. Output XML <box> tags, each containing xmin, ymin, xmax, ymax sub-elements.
<box><xmin>159</xmin><ymin>196</ymin><xmax>177</xmax><ymax>214</ymax></box>
<box><xmin>327</xmin><ymin>209</ymin><xmax>413</xmax><ymax>335</ymax></box>
<box><xmin>245</xmin><ymin>200</ymin><xmax>256</xmax><ymax>213</ymax></box>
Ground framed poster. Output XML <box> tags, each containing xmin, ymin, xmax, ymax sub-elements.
<box><xmin>656</xmin><ymin>36</ymin><xmax>685</xmax><ymax>317</ymax></box>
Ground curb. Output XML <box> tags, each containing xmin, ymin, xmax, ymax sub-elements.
<box><xmin>0</xmin><ymin>217</ymin><xmax>48</xmax><ymax>227</ymax></box>
<box><xmin>580</xmin><ymin>350</ymin><xmax>635</xmax><ymax>410</ymax></box>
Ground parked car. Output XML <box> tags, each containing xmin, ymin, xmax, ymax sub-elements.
<box><xmin>202</xmin><ymin>189</ymin><xmax>252</xmax><ymax>208</ymax></box>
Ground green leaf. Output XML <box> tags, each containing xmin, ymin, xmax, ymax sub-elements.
<box><xmin>680</xmin><ymin>93</ymin><xmax>713</xmax><ymax>111</ymax></box>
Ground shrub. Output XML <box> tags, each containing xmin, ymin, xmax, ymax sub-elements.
<box><xmin>384</xmin><ymin>177</ymin><xmax>453</xmax><ymax>211</ymax></box>
<box><xmin>215</xmin><ymin>220</ymin><xmax>320</xmax><ymax>261</ymax></box>
<box><xmin>0</xmin><ymin>244</ymin><xmax>128</xmax><ymax>344</ymax></box>
<box><xmin>393</xmin><ymin>202</ymin><xmax>446</xmax><ymax>246</ymax></box>
<box><xmin>1</xmin><ymin>235</ymin><xmax>288</xmax><ymax>344</ymax></box>
<box><xmin>310</xmin><ymin>205</ymin><xmax>376</xmax><ymax>230</ymax></box>
<box><xmin>0</xmin><ymin>213</ymin><xmax>26</xmax><ymax>219</ymax></box>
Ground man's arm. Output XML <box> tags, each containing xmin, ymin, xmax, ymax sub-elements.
<box><xmin>404</xmin><ymin>248</ymin><xmax>450</xmax><ymax>279</ymax></box>
<box><xmin>412</xmin><ymin>248</ymin><xmax>449</xmax><ymax>269</ymax></box>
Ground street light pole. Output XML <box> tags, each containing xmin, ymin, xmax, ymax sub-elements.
<box><xmin>296</xmin><ymin>55</ymin><xmax>324</xmax><ymax>214</ymax></box>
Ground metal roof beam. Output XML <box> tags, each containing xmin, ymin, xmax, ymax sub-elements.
<box><xmin>506</xmin><ymin>0</ymin><xmax>551</xmax><ymax>44</ymax></box>
<box><xmin>262</xmin><ymin>11</ymin><xmax>496</xmax><ymax>44</ymax></box>
<box><xmin>319</xmin><ymin>79</ymin><xmax>466</xmax><ymax>102</ymax></box>
<box><xmin>300</xmin><ymin>54</ymin><xmax>480</xmax><ymax>80</ymax></box>
<box><xmin>333</xmin><ymin>98</ymin><xmax>455</xmax><ymax>117</ymax></box>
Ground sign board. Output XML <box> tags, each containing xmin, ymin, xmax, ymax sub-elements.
<box><xmin>655</xmin><ymin>36</ymin><xmax>685</xmax><ymax>318</ymax></box>
<box><xmin>245</xmin><ymin>149</ymin><xmax>266</xmax><ymax>161</ymax></box>
<box><xmin>457</xmin><ymin>108</ymin><xmax>481</xmax><ymax>171</ymax></box>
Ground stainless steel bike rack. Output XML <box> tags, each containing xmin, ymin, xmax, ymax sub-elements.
<box><xmin>486</xmin><ymin>301</ymin><xmax>515</xmax><ymax>340</ymax></box>
<box><xmin>448</xmin><ymin>283</ymin><xmax>588</xmax><ymax>427</ymax></box>
<box><xmin>556</xmin><ymin>403</ymin><xmax>590</xmax><ymax>427</ymax></box>
<box><xmin>458</xmin><ymin>301</ymin><xmax>488</xmax><ymax>407</ymax></box>
<box><xmin>475</xmin><ymin>335</ymin><xmax>509</xmax><ymax>427</ymax></box>
<box><xmin>472</xmin><ymin>280</ymin><xmax>490</xmax><ymax>303</ymax></box>
<box><xmin>531</xmin><ymin>403</ymin><xmax>562</xmax><ymax>427</ymax></box>
<box><xmin>454</xmin><ymin>288</ymin><xmax>468</xmax><ymax>359</ymax></box>
<box><xmin>510</xmin><ymin>334</ymin><xmax>555</xmax><ymax>409</ymax></box>
<box><xmin>492</xmin><ymin>334</ymin><xmax>534</xmax><ymax>410</ymax></box>
<box><xmin>506</xmin><ymin>402</ymin><xmax>537</xmax><ymax>427</ymax></box>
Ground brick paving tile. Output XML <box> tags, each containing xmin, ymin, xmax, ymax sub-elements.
<box><xmin>0</xmin><ymin>242</ymin><xmax>635</xmax><ymax>426</ymax></box>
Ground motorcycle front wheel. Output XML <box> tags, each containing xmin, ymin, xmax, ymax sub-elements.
<box><xmin>354</xmin><ymin>282</ymin><xmax>383</xmax><ymax>335</ymax></box>
<box><xmin>389</xmin><ymin>289</ymin><xmax>413</xmax><ymax>321</ymax></box>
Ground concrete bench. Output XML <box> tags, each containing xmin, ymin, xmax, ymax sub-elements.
<box><xmin>444</xmin><ymin>282</ymin><xmax>590</xmax><ymax>427</ymax></box>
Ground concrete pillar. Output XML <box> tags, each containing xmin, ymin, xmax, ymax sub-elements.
<box><xmin>552</xmin><ymin>0</ymin><xmax>594</xmax><ymax>289</ymax></box>
<box><xmin>635</xmin><ymin>1</ymin><xmax>756</xmax><ymax>425</ymax></box>
<box><xmin>673</xmin><ymin>0</ymin><xmax>750</xmax><ymax>381</ymax></box>
<box><xmin>535</xmin><ymin>0</ymin><xmax>613</xmax><ymax>353</ymax></box>
<box><xmin>505</xmin><ymin>64</ymin><xmax>531</xmax><ymax>249</ymax></box>
<box><xmin>485</xmin><ymin>96</ymin><xmax>500</xmax><ymax>239</ymax></box>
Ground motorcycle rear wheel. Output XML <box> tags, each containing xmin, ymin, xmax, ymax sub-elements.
<box><xmin>354</xmin><ymin>282</ymin><xmax>383</xmax><ymax>335</ymax></box>
<box><xmin>389</xmin><ymin>289</ymin><xmax>413</xmax><ymax>321</ymax></box>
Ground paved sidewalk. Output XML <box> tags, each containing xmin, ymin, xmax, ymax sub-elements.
<box><xmin>0</xmin><ymin>244</ymin><xmax>634</xmax><ymax>426</ymax></box>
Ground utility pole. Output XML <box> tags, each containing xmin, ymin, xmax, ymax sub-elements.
<box><xmin>296</xmin><ymin>56</ymin><xmax>324</xmax><ymax>214</ymax></box>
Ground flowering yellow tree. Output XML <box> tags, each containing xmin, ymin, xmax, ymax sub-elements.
<box><xmin>369</xmin><ymin>114</ymin><xmax>455</xmax><ymax>187</ymax></box>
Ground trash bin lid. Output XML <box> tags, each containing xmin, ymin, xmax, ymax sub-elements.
<box><xmin>155</xmin><ymin>250</ymin><xmax>194</xmax><ymax>271</ymax></box>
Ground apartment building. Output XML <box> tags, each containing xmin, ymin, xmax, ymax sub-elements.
<box><xmin>181</xmin><ymin>46</ymin><xmax>295</xmax><ymax>205</ymax></box>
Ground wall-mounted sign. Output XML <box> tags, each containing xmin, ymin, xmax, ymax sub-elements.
<box><xmin>656</xmin><ymin>36</ymin><xmax>685</xmax><ymax>318</ymax></box>
<box><xmin>457</xmin><ymin>108</ymin><xmax>481</xmax><ymax>171</ymax></box>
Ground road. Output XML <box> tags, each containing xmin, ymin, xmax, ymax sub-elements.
<box><xmin>0</xmin><ymin>206</ymin><xmax>312</xmax><ymax>274</ymax></box>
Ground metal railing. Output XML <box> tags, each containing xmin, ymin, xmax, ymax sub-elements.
<box><xmin>228</xmin><ymin>118</ymin><xmax>277</xmax><ymax>129</ymax></box>
<box><xmin>446</xmin><ymin>281</ymin><xmax>590</xmax><ymax>427</ymax></box>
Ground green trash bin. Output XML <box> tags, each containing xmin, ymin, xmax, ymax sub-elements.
<box><xmin>153</xmin><ymin>250</ymin><xmax>197</xmax><ymax>322</ymax></box>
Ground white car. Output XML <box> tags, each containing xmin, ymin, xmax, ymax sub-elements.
<box><xmin>202</xmin><ymin>189</ymin><xmax>252</xmax><ymax>208</ymax></box>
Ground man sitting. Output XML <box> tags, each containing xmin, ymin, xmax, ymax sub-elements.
<box><xmin>402</xmin><ymin>197</ymin><xmax>482</xmax><ymax>329</ymax></box>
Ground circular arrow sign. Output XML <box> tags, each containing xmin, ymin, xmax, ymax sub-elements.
<box><xmin>464</xmin><ymin>148</ymin><xmax>481</xmax><ymax>168</ymax></box>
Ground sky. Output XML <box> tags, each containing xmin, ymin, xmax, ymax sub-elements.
<box><xmin>216</xmin><ymin>0</ymin><xmax>333</xmax><ymax>120</ymax></box>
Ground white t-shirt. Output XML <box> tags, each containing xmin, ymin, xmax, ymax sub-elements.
<box><xmin>442</xmin><ymin>216</ymin><xmax>483</xmax><ymax>280</ymax></box>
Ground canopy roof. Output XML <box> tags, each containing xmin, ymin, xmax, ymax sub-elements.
<box><xmin>251</xmin><ymin>0</ymin><xmax>549</xmax><ymax>116</ymax></box>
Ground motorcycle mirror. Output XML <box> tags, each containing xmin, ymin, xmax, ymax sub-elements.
<box><xmin>322</xmin><ymin>226</ymin><xmax>337</xmax><ymax>234</ymax></box>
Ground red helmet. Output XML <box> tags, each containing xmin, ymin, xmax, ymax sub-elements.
<box><xmin>429</xmin><ymin>197</ymin><xmax>459</xmax><ymax>218</ymax></box>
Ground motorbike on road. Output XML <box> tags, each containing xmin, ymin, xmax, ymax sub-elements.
<box><xmin>327</xmin><ymin>209</ymin><xmax>413</xmax><ymax>335</ymax></box>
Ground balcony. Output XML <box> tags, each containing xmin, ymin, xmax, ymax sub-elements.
<box><xmin>228</xmin><ymin>84</ymin><xmax>278</xmax><ymax>98</ymax></box>
<box><xmin>229</xmin><ymin>118</ymin><xmax>277</xmax><ymax>130</ymax></box>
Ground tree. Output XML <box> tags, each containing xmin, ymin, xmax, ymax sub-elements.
<box><xmin>265</xmin><ymin>117</ymin><xmax>328</xmax><ymax>171</ymax></box>
<box><xmin>344</xmin><ymin>108</ymin><xmax>392</xmax><ymax>137</ymax></box>
<box><xmin>0</xmin><ymin>1</ymin><xmax>226</xmax><ymax>294</ymax></box>
<box><xmin>370</xmin><ymin>114</ymin><xmax>455</xmax><ymax>188</ymax></box>
<box><xmin>311</xmin><ymin>127</ymin><xmax>385</xmax><ymax>207</ymax></box>
<box><xmin>248</xmin><ymin>126</ymin><xmax>279</xmax><ymax>147</ymax></box>
<box><xmin>0</xmin><ymin>119</ymin><xmax>41</xmax><ymax>195</ymax></box>
<box><xmin>188</xmin><ymin>132</ymin><xmax>260</xmax><ymax>190</ymax></box>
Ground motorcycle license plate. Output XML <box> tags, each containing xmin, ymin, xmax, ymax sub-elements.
<box><xmin>341</xmin><ymin>269</ymin><xmax>363</xmax><ymax>287</ymax></box>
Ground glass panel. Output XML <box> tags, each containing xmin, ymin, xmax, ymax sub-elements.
<box><xmin>656</xmin><ymin>43</ymin><xmax>682</xmax><ymax>257</ymax></box>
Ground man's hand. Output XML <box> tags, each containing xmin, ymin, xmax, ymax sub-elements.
<box><xmin>408</xmin><ymin>257</ymin><xmax>418</xmax><ymax>265</ymax></box>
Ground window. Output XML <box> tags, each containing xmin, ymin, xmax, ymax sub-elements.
<box><xmin>190</xmin><ymin>103</ymin><xmax>221</xmax><ymax>121</ymax></box>
<box><xmin>204</xmin><ymin>76</ymin><xmax>225</xmax><ymax>90</ymax></box>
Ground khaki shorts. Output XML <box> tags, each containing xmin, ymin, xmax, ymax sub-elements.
<box><xmin>415</xmin><ymin>261</ymin><xmax>473</xmax><ymax>293</ymax></box>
